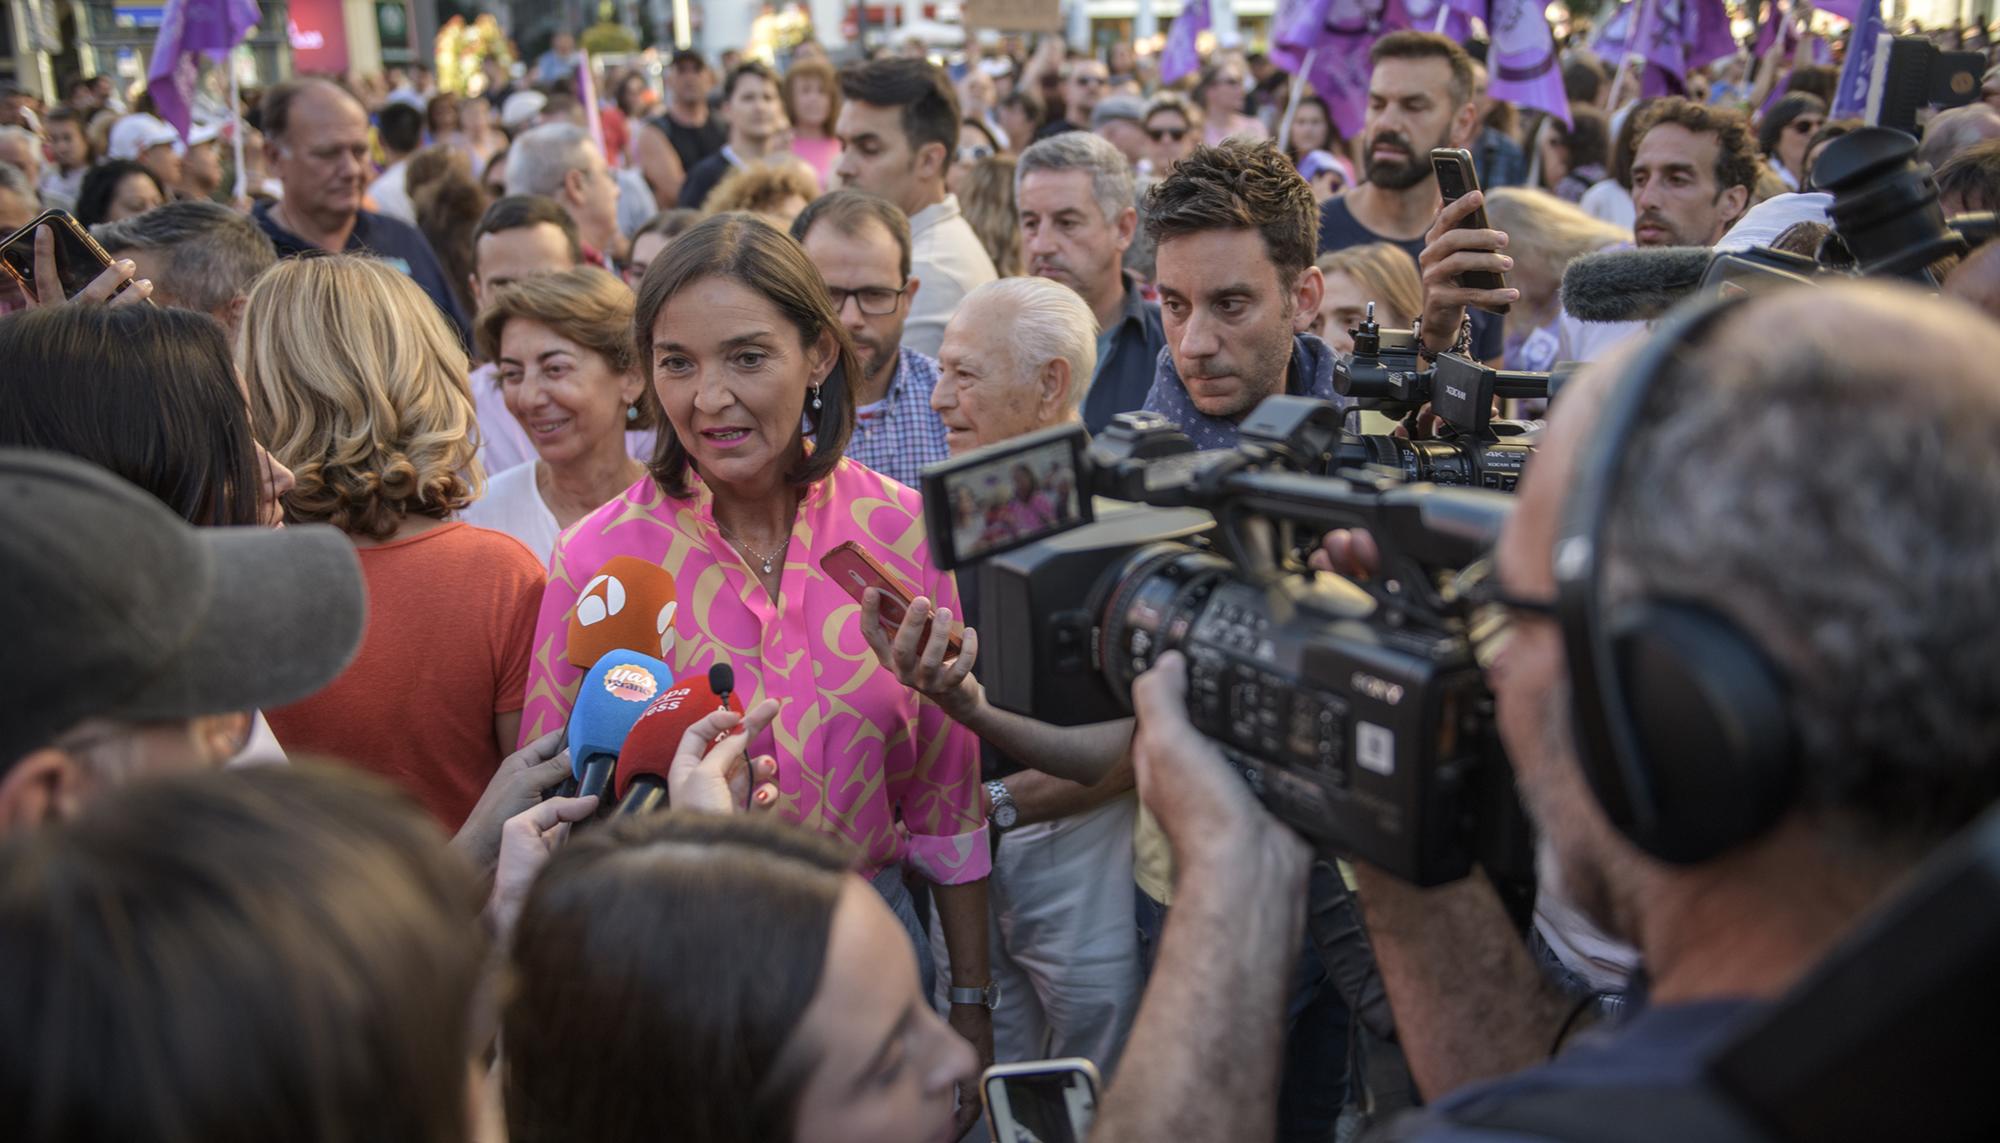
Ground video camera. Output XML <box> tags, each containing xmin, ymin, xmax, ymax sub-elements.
<box><xmin>921</xmin><ymin>399</ymin><xmax>1531</xmax><ymax>886</ymax></box>
<box><xmin>1328</xmin><ymin>304</ymin><xmax>1561</xmax><ymax>493</ymax></box>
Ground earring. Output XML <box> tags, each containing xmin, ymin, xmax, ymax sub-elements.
<box><xmin>626</xmin><ymin>403</ymin><xmax>639</xmax><ymax>422</ymax></box>
<box><xmin>810</xmin><ymin>384</ymin><xmax>823</xmax><ymax>412</ymax></box>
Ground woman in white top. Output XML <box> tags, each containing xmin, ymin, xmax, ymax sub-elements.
<box><xmin>464</xmin><ymin>267</ymin><xmax>652</xmax><ymax>564</ymax></box>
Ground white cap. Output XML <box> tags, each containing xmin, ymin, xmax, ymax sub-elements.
<box><xmin>500</xmin><ymin>90</ymin><xmax>548</xmax><ymax>132</ymax></box>
<box><xmin>1717</xmin><ymin>192</ymin><xmax>1834</xmax><ymax>253</ymax></box>
<box><xmin>107</xmin><ymin>113</ymin><xmax>185</xmax><ymax>161</ymax></box>
<box><xmin>187</xmin><ymin>120</ymin><xmax>225</xmax><ymax>147</ymax></box>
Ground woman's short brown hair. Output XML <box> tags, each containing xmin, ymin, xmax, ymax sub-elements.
<box><xmin>704</xmin><ymin>159</ymin><xmax>822</xmax><ymax>220</ymax></box>
<box><xmin>782</xmin><ymin>58</ymin><xmax>841</xmax><ymax>133</ymax></box>
<box><xmin>633</xmin><ymin>213</ymin><xmax>858</xmax><ymax>498</ymax></box>
<box><xmin>504</xmin><ymin>811</ymin><xmax>857</xmax><ymax>1142</ymax></box>
<box><xmin>475</xmin><ymin>266</ymin><xmax>655</xmax><ymax>430</ymax></box>
<box><xmin>240</xmin><ymin>255</ymin><xmax>481</xmax><ymax>540</ymax></box>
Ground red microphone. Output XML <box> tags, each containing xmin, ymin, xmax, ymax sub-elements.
<box><xmin>610</xmin><ymin>673</ymin><xmax>744</xmax><ymax>816</ymax></box>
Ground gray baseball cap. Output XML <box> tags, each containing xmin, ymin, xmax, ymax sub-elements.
<box><xmin>0</xmin><ymin>449</ymin><xmax>367</xmax><ymax>768</ymax></box>
<box><xmin>1091</xmin><ymin>94</ymin><xmax>1149</xmax><ymax>130</ymax></box>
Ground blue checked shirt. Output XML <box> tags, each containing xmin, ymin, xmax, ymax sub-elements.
<box><xmin>844</xmin><ymin>347</ymin><xmax>952</xmax><ymax>490</ymax></box>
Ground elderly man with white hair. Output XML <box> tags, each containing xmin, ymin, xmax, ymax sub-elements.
<box><xmin>505</xmin><ymin>123</ymin><xmax>624</xmax><ymax>266</ymax></box>
<box><xmin>907</xmin><ymin>276</ymin><xmax>1147</xmax><ymax>1078</ymax></box>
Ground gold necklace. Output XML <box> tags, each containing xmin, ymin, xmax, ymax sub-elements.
<box><xmin>717</xmin><ymin>523</ymin><xmax>789</xmax><ymax>575</ymax></box>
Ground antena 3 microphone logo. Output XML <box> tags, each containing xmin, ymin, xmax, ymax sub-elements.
<box><xmin>603</xmin><ymin>664</ymin><xmax>660</xmax><ymax>703</ymax></box>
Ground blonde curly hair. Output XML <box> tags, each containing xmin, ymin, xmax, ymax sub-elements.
<box><xmin>239</xmin><ymin>255</ymin><xmax>481</xmax><ymax>541</ymax></box>
<box><xmin>704</xmin><ymin>159</ymin><xmax>821</xmax><ymax>226</ymax></box>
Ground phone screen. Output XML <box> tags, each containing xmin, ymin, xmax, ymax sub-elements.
<box><xmin>0</xmin><ymin>211</ymin><xmax>117</xmax><ymax>301</ymax></box>
<box><xmin>986</xmin><ymin>1068</ymin><xmax>1096</xmax><ymax>1143</ymax></box>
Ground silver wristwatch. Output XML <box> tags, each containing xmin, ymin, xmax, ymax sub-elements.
<box><xmin>949</xmin><ymin>981</ymin><xmax>1002</xmax><ymax>1010</ymax></box>
<box><xmin>985</xmin><ymin>779</ymin><xmax>1019</xmax><ymax>831</ymax></box>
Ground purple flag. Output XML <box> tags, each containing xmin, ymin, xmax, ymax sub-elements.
<box><xmin>1683</xmin><ymin>0</ymin><xmax>1739</xmax><ymax>72</ymax></box>
<box><xmin>1830</xmin><ymin>0</ymin><xmax>1884</xmax><ymax>118</ymax></box>
<box><xmin>1271</xmin><ymin>0</ymin><xmax>1330</xmax><ymax>73</ymax></box>
<box><xmin>148</xmin><ymin>0</ymin><xmax>261</xmax><ymax>140</ymax></box>
<box><xmin>1391</xmin><ymin>0</ymin><xmax>1472</xmax><ymax>41</ymax></box>
<box><xmin>1754</xmin><ymin>0</ymin><xmax>1797</xmax><ymax>57</ymax></box>
<box><xmin>1816</xmin><ymin>0</ymin><xmax>1866</xmax><ymax>21</ymax></box>
<box><xmin>1476</xmin><ymin>0</ymin><xmax>1572</xmax><ymax>126</ymax></box>
<box><xmin>1160</xmin><ymin>0</ymin><xmax>1212</xmax><ymax>85</ymax></box>
<box><xmin>1303</xmin><ymin>0</ymin><xmax>1396</xmax><ymax>138</ymax></box>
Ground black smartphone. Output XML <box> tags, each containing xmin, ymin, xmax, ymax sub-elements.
<box><xmin>1429</xmin><ymin>147</ymin><xmax>1510</xmax><ymax>314</ymax></box>
<box><xmin>0</xmin><ymin>209</ymin><xmax>124</xmax><ymax>301</ymax></box>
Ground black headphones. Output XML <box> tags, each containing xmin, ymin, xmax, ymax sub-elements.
<box><xmin>1551</xmin><ymin>293</ymin><xmax>1800</xmax><ymax>865</ymax></box>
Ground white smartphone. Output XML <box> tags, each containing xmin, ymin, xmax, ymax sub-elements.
<box><xmin>981</xmin><ymin>1058</ymin><xmax>1101</xmax><ymax>1143</ymax></box>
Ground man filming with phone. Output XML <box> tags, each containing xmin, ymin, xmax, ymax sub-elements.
<box><xmin>1418</xmin><ymin>98</ymin><xmax>1758</xmax><ymax>364</ymax></box>
<box><xmin>1318</xmin><ymin>32</ymin><xmax>1504</xmax><ymax>366</ymax></box>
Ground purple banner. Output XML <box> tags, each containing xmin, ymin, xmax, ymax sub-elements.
<box><xmin>1160</xmin><ymin>0</ymin><xmax>1213</xmax><ymax>85</ymax></box>
<box><xmin>1683</xmin><ymin>0</ymin><xmax>1740</xmax><ymax>72</ymax></box>
<box><xmin>1831</xmin><ymin>0</ymin><xmax>1883</xmax><ymax>118</ymax></box>
<box><xmin>147</xmin><ymin>0</ymin><xmax>260</xmax><ymax>140</ymax></box>
<box><xmin>1303</xmin><ymin>0</ymin><xmax>1395</xmax><ymax>138</ymax></box>
<box><xmin>1476</xmin><ymin>0</ymin><xmax>1572</xmax><ymax>126</ymax></box>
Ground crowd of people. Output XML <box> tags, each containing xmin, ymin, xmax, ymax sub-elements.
<box><xmin>4</xmin><ymin>10</ymin><xmax>2000</xmax><ymax>1143</ymax></box>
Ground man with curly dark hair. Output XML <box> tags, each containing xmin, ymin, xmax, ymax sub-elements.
<box><xmin>1138</xmin><ymin>139</ymin><xmax>1336</xmax><ymax>450</ymax></box>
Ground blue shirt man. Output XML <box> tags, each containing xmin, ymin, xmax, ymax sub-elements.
<box><xmin>254</xmin><ymin>202</ymin><xmax>470</xmax><ymax>346</ymax></box>
<box><xmin>252</xmin><ymin>78</ymin><xmax>470</xmax><ymax>346</ymax></box>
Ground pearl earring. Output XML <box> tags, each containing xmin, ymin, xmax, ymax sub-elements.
<box><xmin>810</xmin><ymin>384</ymin><xmax>823</xmax><ymax>412</ymax></box>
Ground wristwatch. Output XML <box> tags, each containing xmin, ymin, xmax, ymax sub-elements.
<box><xmin>985</xmin><ymin>779</ymin><xmax>1019</xmax><ymax>832</ymax></box>
<box><xmin>949</xmin><ymin>981</ymin><xmax>1002</xmax><ymax>1010</ymax></box>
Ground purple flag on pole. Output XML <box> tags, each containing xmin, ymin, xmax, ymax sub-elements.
<box><xmin>1754</xmin><ymin>0</ymin><xmax>1796</xmax><ymax>57</ymax></box>
<box><xmin>148</xmin><ymin>0</ymin><xmax>261</xmax><ymax>141</ymax></box>
<box><xmin>1390</xmin><ymin>0</ymin><xmax>1472</xmax><ymax>41</ymax></box>
<box><xmin>1160</xmin><ymin>0</ymin><xmax>1213</xmax><ymax>85</ymax></box>
<box><xmin>1476</xmin><ymin>0</ymin><xmax>1572</xmax><ymax>126</ymax></box>
<box><xmin>1270</xmin><ymin>0</ymin><xmax>1330</xmax><ymax>73</ymax></box>
<box><xmin>1830</xmin><ymin>0</ymin><xmax>1884</xmax><ymax>118</ymax></box>
<box><xmin>1816</xmin><ymin>0</ymin><xmax>1866</xmax><ymax>22</ymax></box>
<box><xmin>1682</xmin><ymin>0</ymin><xmax>1739</xmax><ymax>72</ymax></box>
<box><xmin>1304</xmin><ymin>0</ymin><xmax>1396</xmax><ymax>138</ymax></box>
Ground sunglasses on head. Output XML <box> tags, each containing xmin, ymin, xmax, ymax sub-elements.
<box><xmin>1148</xmin><ymin>126</ymin><xmax>1188</xmax><ymax>142</ymax></box>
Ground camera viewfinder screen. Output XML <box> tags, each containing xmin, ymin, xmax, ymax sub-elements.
<box><xmin>942</xmin><ymin>438</ymin><xmax>1086</xmax><ymax>563</ymax></box>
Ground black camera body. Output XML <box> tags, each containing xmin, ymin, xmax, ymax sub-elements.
<box><xmin>1332</xmin><ymin>306</ymin><xmax>1549</xmax><ymax>493</ymax></box>
<box><xmin>924</xmin><ymin>400</ymin><xmax>1532</xmax><ymax>885</ymax></box>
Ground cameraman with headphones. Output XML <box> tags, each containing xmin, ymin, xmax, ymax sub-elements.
<box><xmin>1087</xmin><ymin>281</ymin><xmax>2000</xmax><ymax>1141</ymax></box>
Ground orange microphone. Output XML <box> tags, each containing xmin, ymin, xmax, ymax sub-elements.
<box><xmin>566</xmin><ymin>556</ymin><xmax>679</xmax><ymax>669</ymax></box>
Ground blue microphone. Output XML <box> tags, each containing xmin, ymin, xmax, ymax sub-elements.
<box><xmin>567</xmin><ymin>650</ymin><xmax>674</xmax><ymax>801</ymax></box>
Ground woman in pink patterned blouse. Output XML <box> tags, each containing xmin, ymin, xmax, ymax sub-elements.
<box><xmin>519</xmin><ymin>214</ymin><xmax>994</xmax><ymax>1111</ymax></box>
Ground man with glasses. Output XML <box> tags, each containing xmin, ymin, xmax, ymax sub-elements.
<box><xmin>792</xmin><ymin>190</ymin><xmax>948</xmax><ymax>488</ymax></box>
<box><xmin>253</xmin><ymin>79</ymin><xmax>470</xmax><ymax>344</ymax></box>
<box><xmin>1035</xmin><ymin>57</ymin><xmax>1108</xmax><ymax>143</ymax></box>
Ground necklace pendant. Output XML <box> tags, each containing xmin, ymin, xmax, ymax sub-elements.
<box><xmin>762</xmin><ymin>558</ymin><xmax>775</xmax><ymax>575</ymax></box>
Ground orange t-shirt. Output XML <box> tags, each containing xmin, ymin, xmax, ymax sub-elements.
<box><xmin>266</xmin><ymin>522</ymin><xmax>545</xmax><ymax>829</ymax></box>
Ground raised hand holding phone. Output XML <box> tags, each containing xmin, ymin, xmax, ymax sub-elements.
<box><xmin>1417</xmin><ymin>186</ymin><xmax>1520</xmax><ymax>357</ymax></box>
<box><xmin>859</xmin><ymin>588</ymin><xmax>983</xmax><ymax>722</ymax></box>
<box><xmin>0</xmin><ymin>213</ymin><xmax>153</xmax><ymax>307</ymax></box>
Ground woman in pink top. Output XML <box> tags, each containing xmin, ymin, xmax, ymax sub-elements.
<box><xmin>519</xmin><ymin>214</ymin><xmax>994</xmax><ymax>1103</ymax></box>
<box><xmin>782</xmin><ymin>58</ymin><xmax>842</xmax><ymax>189</ymax></box>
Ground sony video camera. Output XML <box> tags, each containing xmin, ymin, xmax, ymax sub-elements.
<box><xmin>1329</xmin><ymin>303</ymin><xmax>1555</xmax><ymax>493</ymax></box>
<box><xmin>920</xmin><ymin>398</ymin><xmax>1530</xmax><ymax>886</ymax></box>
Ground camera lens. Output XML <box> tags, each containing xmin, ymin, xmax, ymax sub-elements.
<box><xmin>1096</xmin><ymin>544</ymin><xmax>1233</xmax><ymax>707</ymax></box>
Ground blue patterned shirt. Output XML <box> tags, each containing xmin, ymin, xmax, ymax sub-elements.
<box><xmin>845</xmin><ymin>347</ymin><xmax>952</xmax><ymax>490</ymax></box>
